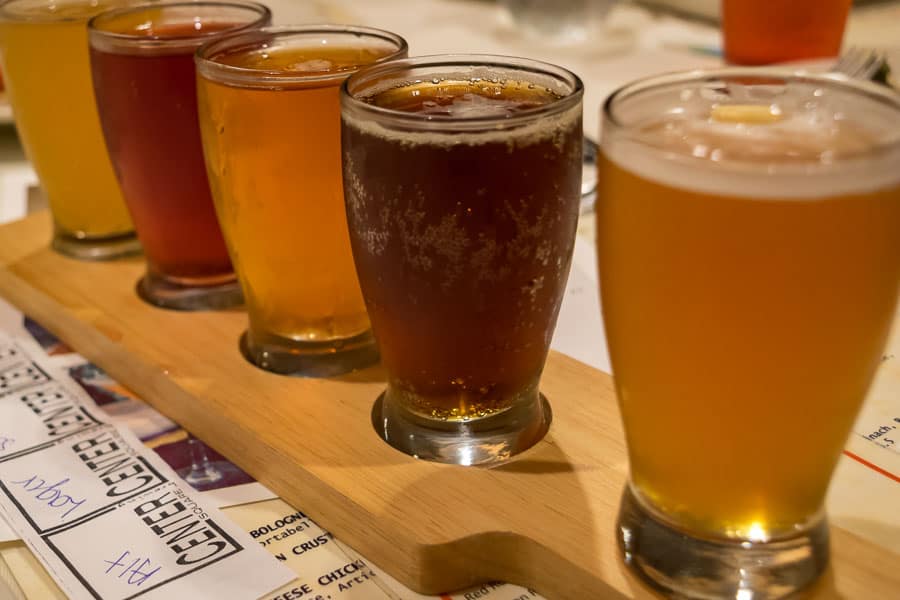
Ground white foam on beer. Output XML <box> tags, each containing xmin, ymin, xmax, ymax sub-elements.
<box><xmin>603</xmin><ymin>101</ymin><xmax>900</xmax><ymax>200</ymax></box>
<box><xmin>285</xmin><ymin>59</ymin><xmax>334</xmax><ymax>73</ymax></box>
<box><xmin>342</xmin><ymin>93</ymin><xmax>581</xmax><ymax>150</ymax></box>
<box><xmin>417</xmin><ymin>93</ymin><xmax>547</xmax><ymax>118</ymax></box>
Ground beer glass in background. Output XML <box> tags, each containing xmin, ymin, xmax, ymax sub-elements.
<box><xmin>498</xmin><ymin>0</ymin><xmax>616</xmax><ymax>46</ymax></box>
<box><xmin>722</xmin><ymin>0</ymin><xmax>851</xmax><ymax>65</ymax></box>
<box><xmin>89</xmin><ymin>2</ymin><xmax>271</xmax><ymax>310</ymax></box>
<box><xmin>341</xmin><ymin>56</ymin><xmax>583</xmax><ymax>465</ymax></box>
<box><xmin>0</xmin><ymin>0</ymin><xmax>138</xmax><ymax>260</ymax></box>
<box><xmin>196</xmin><ymin>26</ymin><xmax>407</xmax><ymax>375</ymax></box>
<box><xmin>598</xmin><ymin>71</ymin><xmax>900</xmax><ymax>597</ymax></box>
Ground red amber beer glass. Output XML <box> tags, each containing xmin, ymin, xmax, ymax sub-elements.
<box><xmin>341</xmin><ymin>56</ymin><xmax>583</xmax><ymax>465</ymax></box>
<box><xmin>89</xmin><ymin>2</ymin><xmax>270</xmax><ymax>309</ymax></box>
<box><xmin>598</xmin><ymin>70</ymin><xmax>900</xmax><ymax>597</ymax></box>
<box><xmin>197</xmin><ymin>26</ymin><xmax>407</xmax><ymax>375</ymax></box>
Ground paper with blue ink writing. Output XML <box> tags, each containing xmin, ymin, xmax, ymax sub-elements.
<box><xmin>0</xmin><ymin>334</ymin><xmax>295</xmax><ymax>599</ymax></box>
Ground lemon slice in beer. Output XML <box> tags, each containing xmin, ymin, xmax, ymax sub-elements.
<box><xmin>711</xmin><ymin>104</ymin><xmax>782</xmax><ymax>124</ymax></box>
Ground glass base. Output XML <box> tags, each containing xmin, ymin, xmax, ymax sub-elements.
<box><xmin>617</xmin><ymin>486</ymin><xmax>829</xmax><ymax>599</ymax></box>
<box><xmin>136</xmin><ymin>271</ymin><xmax>243</xmax><ymax>311</ymax></box>
<box><xmin>52</xmin><ymin>230</ymin><xmax>141</xmax><ymax>261</ymax></box>
<box><xmin>239</xmin><ymin>329</ymin><xmax>379</xmax><ymax>377</ymax></box>
<box><xmin>372</xmin><ymin>390</ymin><xmax>552</xmax><ymax>466</ymax></box>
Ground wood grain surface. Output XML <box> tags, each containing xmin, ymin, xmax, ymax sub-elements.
<box><xmin>0</xmin><ymin>212</ymin><xmax>896</xmax><ymax>599</ymax></box>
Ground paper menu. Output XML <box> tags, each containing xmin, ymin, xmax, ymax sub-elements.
<box><xmin>0</xmin><ymin>336</ymin><xmax>294</xmax><ymax>599</ymax></box>
<box><xmin>3</xmin><ymin>496</ymin><xmax>546</xmax><ymax>600</ymax></box>
<box><xmin>827</xmin><ymin>324</ymin><xmax>900</xmax><ymax>555</ymax></box>
<box><xmin>0</xmin><ymin>514</ymin><xmax>13</xmax><ymax>544</ymax></box>
<box><xmin>845</xmin><ymin>338</ymin><xmax>900</xmax><ymax>471</ymax></box>
<box><xmin>340</xmin><ymin>546</ymin><xmax>542</xmax><ymax>600</ymax></box>
<box><xmin>550</xmin><ymin>226</ymin><xmax>611</xmax><ymax>374</ymax></box>
<box><xmin>224</xmin><ymin>499</ymin><xmax>544</xmax><ymax>600</ymax></box>
<box><xmin>225</xmin><ymin>499</ymin><xmax>394</xmax><ymax>600</ymax></box>
<box><xmin>0</xmin><ymin>294</ymin><xmax>276</xmax><ymax>530</ymax></box>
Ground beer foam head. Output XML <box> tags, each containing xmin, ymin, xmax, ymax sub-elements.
<box><xmin>342</xmin><ymin>71</ymin><xmax>583</xmax><ymax>148</ymax></box>
<box><xmin>196</xmin><ymin>26</ymin><xmax>407</xmax><ymax>89</ymax></box>
<box><xmin>602</xmin><ymin>74</ymin><xmax>900</xmax><ymax>199</ymax></box>
<box><xmin>209</xmin><ymin>37</ymin><xmax>401</xmax><ymax>75</ymax></box>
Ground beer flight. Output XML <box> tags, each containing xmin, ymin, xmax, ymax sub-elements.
<box><xmin>1</xmin><ymin>1</ymin><xmax>898</xmax><ymax>598</ymax></box>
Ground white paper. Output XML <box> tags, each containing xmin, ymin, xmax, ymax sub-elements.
<box><xmin>826</xmin><ymin>325</ymin><xmax>900</xmax><ymax>554</ymax></box>
<box><xmin>224</xmin><ymin>499</ymin><xmax>396</xmax><ymax>600</ymax></box>
<box><xmin>0</xmin><ymin>511</ymin><xmax>14</xmax><ymax>543</ymax></box>
<box><xmin>550</xmin><ymin>234</ymin><xmax>611</xmax><ymax>374</ymax></box>
<box><xmin>0</xmin><ymin>296</ymin><xmax>276</xmax><ymax>548</ymax></box>
<box><xmin>223</xmin><ymin>499</ymin><xmax>547</xmax><ymax>600</ymax></box>
<box><xmin>0</xmin><ymin>335</ymin><xmax>294</xmax><ymax>600</ymax></box>
<box><xmin>335</xmin><ymin>539</ymin><xmax>542</xmax><ymax>600</ymax></box>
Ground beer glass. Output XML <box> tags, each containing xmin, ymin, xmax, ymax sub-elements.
<box><xmin>722</xmin><ymin>0</ymin><xmax>851</xmax><ymax>65</ymax></box>
<box><xmin>341</xmin><ymin>56</ymin><xmax>584</xmax><ymax>465</ymax></box>
<box><xmin>89</xmin><ymin>2</ymin><xmax>271</xmax><ymax>310</ymax></box>
<box><xmin>0</xmin><ymin>0</ymin><xmax>138</xmax><ymax>260</ymax></box>
<box><xmin>598</xmin><ymin>70</ymin><xmax>900</xmax><ymax>597</ymax></box>
<box><xmin>196</xmin><ymin>26</ymin><xmax>408</xmax><ymax>375</ymax></box>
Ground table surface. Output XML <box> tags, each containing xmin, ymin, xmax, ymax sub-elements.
<box><xmin>1</xmin><ymin>203</ymin><xmax>898</xmax><ymax>597</ymax></box>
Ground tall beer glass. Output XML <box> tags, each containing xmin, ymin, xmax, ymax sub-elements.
<box><xmin>196</xmin><ymin>26</ymin><xmax>407</xmax><ymax>375</ymax></box>
<box><xmin>0</xmin><ymin>0</ymin><xmax>138</xmax><ymax>259</ymax></box>
<box><xmin>89</xmin><ymin>2</ymin><xmax>270</xmax><ymax>310</ymax></box>
<box><xmin>341</xmin><ymin>56</ymin><xmax>583</xmax><ymax>465</ymax></box>
<box><xmin>598</xmin><ymin>70</ymin><xmax>900</xmax><ymax>597</ymax></box>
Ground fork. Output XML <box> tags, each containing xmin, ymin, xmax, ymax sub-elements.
<box><xmin>832</xmin><ymin>47</ymin><xmax>887</xmax><ymax>81</ymax></box>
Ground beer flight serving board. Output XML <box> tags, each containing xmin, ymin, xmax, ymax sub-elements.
<box><xmin>0</xmin><ymin>212</ymin><xmax>897</xmax><ymax>599</ymax></box>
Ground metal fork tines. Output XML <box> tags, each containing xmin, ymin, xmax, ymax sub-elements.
<box><xmin>833</xmin><ymin>47</ymin><xmax>886</xmax><ymax>81</ymax></box>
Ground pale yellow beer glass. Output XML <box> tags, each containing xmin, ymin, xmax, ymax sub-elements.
<box><xmin>0</xmin><ymin>0</ymin><xmax>138</xmax><ymax>259</ymax></box>
<box><xmin>196</xmin><ymin>26</ymin><xmax>407</xmax><ymax>376</ymax></box>
<box><xmin>598</xmin><ymin>70</ymin><xmax>900</xmax><ymax>598</ymax></box>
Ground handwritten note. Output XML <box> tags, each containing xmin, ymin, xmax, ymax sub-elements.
<box><xmin>0</xmin><ymin>334</ymin><xmax>295</xmax><ymax>600</ymax></box>
<box><xmin>7</xmin><ymin>475</ymin><xmax>85</xmax><ymax>521</ymax></box>
<box><xmin>103</xmin><ymin>550</ymin><xmax>162</xmax><ymax>587</ymax></box>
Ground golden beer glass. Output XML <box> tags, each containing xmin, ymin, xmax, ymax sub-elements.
<box><xmin>598</xmin><ymin>70</ymin><xmax>900</xmax><ymax>598</ymax></box>
<box><xmin>196</xmin><ymin>26</ymin><xmax>407</xmax><ymax>376</ymax></box>
<box><xmin>0</xmin><ymin>0</ymin><xmax>138</xmax><ymax>259</ymax></box>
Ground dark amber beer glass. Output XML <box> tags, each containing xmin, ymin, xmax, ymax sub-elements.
<box><xmin>341</xmin><ymin>56</ymin><xmax>583</xmax><ymax>465</ymax></box>
<box><xmin>89</xmin><ymin>2</ymin><xmax>270</xmax><ymax>309</ymax></box>
<box><xmin>598</xmin><ymin>70</ymin><xmax>900</xmax><ymax>597</ymax></box>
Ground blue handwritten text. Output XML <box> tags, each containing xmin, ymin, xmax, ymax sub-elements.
<box><xmin>8</xmin><ymin>475</ymin><xmax>86</xmax><ymax>520</ymax></box>
<box><xmin>103</xmin><ymin>551</ymin><xmax>161</xmax><ymax>586</ymax></box>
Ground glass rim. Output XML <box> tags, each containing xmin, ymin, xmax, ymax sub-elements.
<box><xmin>87</xmin><ymin>1</ymin><xmax>271</xmax><ymax>50</ymax></box>
<box><xmin>340</xmin><ymin>53</ymin><xmax>584</xmax><ymax>131</ymax></box>
<box><xmin>602</xmin><ymin>67</ymin><xmax>900</xmax><ymax>161</ymax></box>
<box><xmin>194</xmin><ymin>24</ymin><xmax>409</xmax><ymax>87</ymax></box>
<box><xmin>0</xmin><ymin>0</ymin><xmax>132</xmax><ymax>23</ymax></box>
